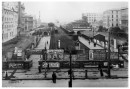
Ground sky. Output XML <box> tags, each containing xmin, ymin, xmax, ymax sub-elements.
<box><xmin>23</xmin><ymin>2</ymin><xmax>128</xmax><ymax>24</ymax></box>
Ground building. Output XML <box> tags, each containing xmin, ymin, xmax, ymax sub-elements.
<box><xmin>18</xmin><ymin>2</ymin><xmax>25</xmax><ymax>32</ymax></box>
<box><xmin>120</xmin><ymin>8</ymin><xmax>128</xmax><ymax>33</ymax></box>
<box><xmin>2</xmin><ymin>2</ymin><xmax>18</xmax><ymax>43</ymax></box>
<box><xmin>23</xmin><ymin>15</ymin><xmax>33</xmax><ymax>31</ymax></box>
<box><xmin>82</xmin><ymin>13</ymin><xmax>103</xmax><ymax>25</ymax></box>
<box><xmin>103</xmin><ymin>9</ymin><xmax>121</xmax><ymax>28</ymax></box>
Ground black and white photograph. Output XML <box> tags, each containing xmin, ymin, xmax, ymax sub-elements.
<box><xmin>2</xmin><ymin>0</ymin><xmax>129</xmax><ymax>87</ymax></box>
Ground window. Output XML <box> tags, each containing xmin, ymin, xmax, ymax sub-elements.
<box><xmin>116</xmin><ymin>23</ymin><xmax>118</xmax><ymax>26</ymax></box>
<box><xmin>112</xmin><ymin>15</ymin><xmax>113</xmax><ymax>18</ymax></box>
<box><xmin>112</xmin><ymin>23</ymin><xmax>113</xmax><ymax>27</ymax></box>
<box><xmin>116</xmin><ymin>15</ymin><xmax>118</xmax><ymax>18</ymax></box>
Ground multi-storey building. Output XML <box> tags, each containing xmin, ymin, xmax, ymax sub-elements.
<box><xmin>82</xmin><ymin>13</ymin><xmax>103</xmax><ymax>25</ymax></box>
<box><xmin>120</xmin><ymin>8</ymin><xmax>128</xmax><ymax>33</ymax></box>
<box><xmin>103</xmin><ymin>9</ymin><xmax>121</xmax><ymax>28</ymax></box>
<box><xmin>18</xmin><ymin>2</ymin><xmax>25</xmax><ymax>32</ymax></box>
<box><xmin>23</xmin><ymin>15</ymin><xmax>33</xmax><ymax>31</ymax></box>
<box><xmin>2</xmin><ymin>2</ymin><xmax>18</xmax><ymax>43</ymax></box>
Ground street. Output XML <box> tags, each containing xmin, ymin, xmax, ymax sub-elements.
<box><xmin>3</xmin><ymin>79</ymin><xmax>128</xmax><ymax>87</ymax></box>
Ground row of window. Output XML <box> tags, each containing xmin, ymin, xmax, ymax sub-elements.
<box><xmin>111</xmin><ymin>15</ymin><xmax>118</xmax><ymax>18</ymax></box>
<box><xmin>4</xmin><ymin>9</ymin><xmax>17</xmax><ymax>16</ymax></box>
<box><xmin>2</xmin><ymin>31</ymin><xmax>14</xmax><ymax>40</ymax></box>
<box><xmin>3</xmin><ymin>17</ymin><xmax>17</xmax><ymax>22</ymax></box>
<box><xmin>111</xmin><ymin>23</ymin><xmax>118</xmax><ymax>27</ymax></box>
<box><xmin>3</xmin><ymin>24</ymin><xmax>16</xmax><ymax>29</ymax></box>
<box><xmin>112</xmin><ymin>11</ymin><xmax>118</xmax><ymax>14</ymax></box>
<box><xmin>111</xmin><ymin>19</ymin><xmax>118</xmax><ymax>21</ymax></box>
<box><xmin>86</xmin><ymin>14</ymin><xmax>100</xmax><ymax>17</ymax></box>
<box><xmin>88</xmin><ymin>19</ymin><xmax>97</xmax><ymax>22</ymax></box>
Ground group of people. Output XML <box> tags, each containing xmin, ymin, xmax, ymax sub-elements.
<box><xmin>51</xmin><ymin>69</ymin><xmax>75</xmax><ymax>84</ymax></box>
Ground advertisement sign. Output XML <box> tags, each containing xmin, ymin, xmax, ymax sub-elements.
<box><xmin>107</xmin><ymin>52</ymin><xmax>118</xmax><ymax>60</ymax></box>
<box><xmin>60</xmin><ymin>61</ymin><xmax>81</xmax><ymax>68</ymax></box>
<box><xmin>42</xmin><ymin>62</ymin><xmax>60</xmax><ymax>68</ymax></box>
<box><xmin>9</xmin><ymin>63</ymin><xmax>24</xmax><ymax>68</ymax></box>
<box><xmin>110</xmin><ymin>52</ymin><xmax>118</xmax><ymax>59</ymax></box>
<box><xmin>63</xmin><ymin>55</ymin><xmax>77</xmax><ymax>61</ymax></box>
<box><xmin>17</xmin><ymin>49</ymin><xmax>22</xmax><ymax>56</ymax></box>
<box><xmin>83</xmin><ymin>61</ymin><xmax>99</xmax><ymax>68</ymax></box>
<box><xmin>29</xmin><ymin>49</ymin><xmax>43</xmax><ymax>54</ymax></box>
<box><xmin>77</xmin><ymin>50</ymin><xmax>89</xmax><ymax>60</ymax></box>
<box><xmin>93</xmin><ymin>49</ymin><xmax>106</xmax><ymax>60</ymax></box>
<box><xmin>47</xmin><ymin>49</ymin><xmax>64</xmax><ymax>60</ymax></box>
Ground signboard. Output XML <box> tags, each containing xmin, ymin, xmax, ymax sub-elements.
<box><xmin>93</xmin><ymin>49</ymin><xmax>106</xmax><ymax>60</ymax></box>
<box><xmin>110</xmin><ymin>52</ymin><xmax>118</xmax><ymax>59</ymax></box>
<box><xmin>107</xmin><ymin>52</ymin><xmax>118</xmax><ymax>60</ymax></box>
<box><xmin>63</xmin><ymin>54</ymin><xmax>77</xmax><ymax>61</ymax></box>
<box><xmin>83</xmin><ymin>61</ymin><xmax>99</xmax><ymax>68</ymax></box>
<box><xmin>17</xmin><ymin>49</ymin><xmax>22</xmax><ymax>56</ymax></box>
<box><xmin>47</xmin><ymin>49</ymin><xmax>64</xmax><ymax>60</ymax></box>
<box><xmin>104</xmin><ymin>62</ymin><xmax>108</xmax><ymax>66</ymax></box>
<box><xmin>77</xmin><ymin>49</ymin><xmax>89</xmax><ymax>60</ymax></box>
<box><xmin>29</xmin><ymin>49</ymin><xmax>43</xmax><ymax>54</ymax></box>
<box><xmin>60</xmin><ymin>61</ymin><xmax>81</xmax><ymax>68</ymax></box>
<box><xmin>42</xmin><ymin>62</ymin><xmax>60</xmax><ymax>68</ymax></box>
<box><xmin>8</xmin><ymin>63</ymin><xmax>24</xmax><ymax>69</ymax></box>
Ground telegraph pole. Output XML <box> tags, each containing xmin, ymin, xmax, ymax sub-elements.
<box><xmin>44</xmin><ymin>43</ymin><xmax>47</xmax><ymax>78</ymax></box>
<box><xmin>69</xmin><ymin>49</ymin><xmax>72</xmax><ymax>87</ymax></box>
<box><xmin>108</xmin><ymin>16</ymin><xmax>111</xmax><ymax>78</ymax></box>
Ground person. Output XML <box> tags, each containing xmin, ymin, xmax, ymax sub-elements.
<box><xmin>98</xmin><ymin>63</ymin><xmax>104</xmax><ymax>77</ymax></box>
<box><xmin>47</xmin><ymin>63</ymin><xmax>50</xmax><ymax>70</ymax></box>
<box><xmin>94</xmin><ymin>43</ymin><xmax>96</xmax><ymax>47</ymax></box>
<box><xmin>52</xmin><ymin>72</ymin><xmax>57</xmax><ymax>83</ymax></box>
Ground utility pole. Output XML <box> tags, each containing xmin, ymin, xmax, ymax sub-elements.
<box><xmin>93</xmin><ymin>27</ymin><xmax>94</xmax><ymax>38</ymax></box>
<box><xmin>69</xmin><ymin>49</ymin><xmax>72</xmax><ymax>87</ymax></box>
<box><xmin>108</xmin><ymin>16</ymin><xmax>111</xmax><ymax>78</ymax></box>
<box><xmin>44</xmin><ymin>43</ymin><xmax>47</xmax><ymax>78</ymax></box>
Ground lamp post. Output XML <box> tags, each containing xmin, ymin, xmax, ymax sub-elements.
<box><xmin>68</xmin><ymin>46</ymin><xmax>72</xmax><ymax>87</ymax></box>
<box><xmin>107</xmin><ymin>16</ymin><xmax>111</xmax><ymax>78</ymax></box>
<box><xmin>44</xmin><ymin>43</ymin><xmax>47</xmax><ymax>78</ymax></box>
<box><xmin>108</xmin><ymin>29</ymin><xmax>111</xmax><ymax>78</ymax></box>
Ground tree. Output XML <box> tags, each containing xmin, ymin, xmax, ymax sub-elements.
<box><xmin>48</xmin><ymin>22</ymin><xmax>55</xmax><ymax>27</ymax></box>
<box><xmin>110</xmin><ymin>27</ymin><xmax>128</xmax><ymax>39</ymax></box>
<box><xmin>98</xmin><ymin>26</ymin><xmax>103</xmax><ymax>32</ymax></box>
<box><xmin>77</xmin><ymin>31</ymin><xmax>81</xmax><ymax>35</ymax></box>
